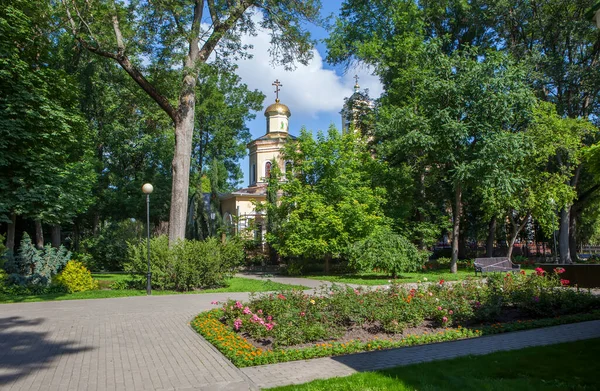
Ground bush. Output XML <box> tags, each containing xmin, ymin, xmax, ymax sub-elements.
<box><xmin>349</xmin><ymin>227</ymin><xmax>426</xmax><ymax>277</ymax></box>
<box><xmin>4</xmin><ymin>233</ymin><xmax>70</xmax><ymax>287</ymax></box>
<box><xmin>82</xmin><ymin>220</ymin><xmax>143</xmax><ymax>271</ymax></box>
<box><xmin>54</xmin><ymin>260</ymin><xmax>99</xmax><ymax>293</ymax></box>
<box><xmin>125</xmin><ymin>236</ymin><xmax>244</xmax><ymax>291</ymax></box>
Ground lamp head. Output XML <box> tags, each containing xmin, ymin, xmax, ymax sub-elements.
<box><xmin>142</xmin><ymin>183</ymin><xmax>154</xmax><ymax>194</ymax></box>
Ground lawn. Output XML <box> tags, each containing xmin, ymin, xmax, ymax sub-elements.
<box><xmin>268</xmin><ymin>337</ymin><xmax>600</xmax><ymax>390</ymax></box>
<box><xmin>0</xmin><ymin>276</ymin><xmax>308</xmax><ymax>304</ymax></box>
<box><xmin>305</xmin><ymin>269</ymin><xmax>476</xmax><ymax>286</ymax></box>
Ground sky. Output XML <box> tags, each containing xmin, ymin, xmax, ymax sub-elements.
<box><xmin>233</xmin><ymin>1</ymin><xmax>383</xmax><ymax>187</ymax></box>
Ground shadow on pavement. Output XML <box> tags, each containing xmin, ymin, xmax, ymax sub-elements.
<box><xmin>0</xmin><ymin>316</ymin><xmax>93</xmax><ymax>386</ymax></box>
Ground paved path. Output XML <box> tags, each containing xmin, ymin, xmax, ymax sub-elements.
<box><xmin>242</xmin><ymin>319</ymin><xmax>600</xmax><ymax>389</ymax></box>
<box><xmin>2</xmin><ymin>279</ymin><xmax>599</xmax><ymax>391</ymax></box>
<box><xmin>0</xmin><ymin>293</ymin><xmax>258</xmax><ymax>391</ymax></box>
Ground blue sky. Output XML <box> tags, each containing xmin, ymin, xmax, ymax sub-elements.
<box><xmin>233</xmin><ymin>1</ymin><xmax>383</xmax><ymax>187</ymax></box>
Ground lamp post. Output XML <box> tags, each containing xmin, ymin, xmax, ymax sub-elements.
<box><xmin>142</xmin><ymin>183</ymin><xmax>153</xmax><ymax>295</ymax></box>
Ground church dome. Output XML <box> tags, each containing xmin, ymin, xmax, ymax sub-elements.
<box><xmin>264</xmin><ymin>100</ymin><xmax>291</xmax><ymax>117</ymax></box>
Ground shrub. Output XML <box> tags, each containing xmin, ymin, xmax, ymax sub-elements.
<box><xmin>4</xmin><ymin>233</ymin><xmax>70</xmax><ymax>287</ymax></box>
<box><xmin>125</xmin><ymin>236</ymin><xmax>244</xmax><ymax>291</ymax></box>
<box><xmin>349</xmin><ymin>226</ymin><xmax>426</xmax><ymax>277</ymax></box>
<box><xmin>82</xmin><ymin>220</ymin><xmax>143</xmax><ymax>271</ymax></box>
<box><xmin>54</xmin><ymin>260</ymin><xmax>99</xmax><ymax>293</ymax></box>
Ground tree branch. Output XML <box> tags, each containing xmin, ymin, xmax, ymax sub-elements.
<box><xmin>111</xmin><ymin>1</ymin><xmax>125</xmax><ymax>54</ymax></box>
<box><xmin>206</xmin><ymin>0</ymin><xmax>219</xmax><ymax>27</ymax></box>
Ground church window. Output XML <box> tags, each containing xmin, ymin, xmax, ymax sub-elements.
<box><xmin>252</xmin><ymin>164</ymin><xmax>257</xmax><ymax>184</ymax></box>
<box><xmin>265</xmin><ymin>161</ymin><xmax>272</xmax><ymax>178</ymax></box>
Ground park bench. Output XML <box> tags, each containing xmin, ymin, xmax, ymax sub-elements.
<box><xmin>474</xmin><ymin>257</ymin><xmax>520</xmax><ymax>276</ymax></box>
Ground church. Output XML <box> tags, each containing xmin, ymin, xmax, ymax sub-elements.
<box><xmin>219</xmin><ymin>78</ymin><xmax>373</xmax><ymax>240</ymax></box>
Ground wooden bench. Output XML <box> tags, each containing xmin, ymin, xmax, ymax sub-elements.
<box><xmin>474</xmin><ymin>257</ymin><xmax>520</xmax><ymax>276</ymax></box>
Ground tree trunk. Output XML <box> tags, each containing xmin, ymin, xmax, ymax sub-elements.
<box><xmin>92</xmin><ymin>214</ymin><xmax>100</xmax><ymax>237</ymax></box>
<box><xmin>507</xmin><ymin>213</ymin><xmax>529</xmax><ymax>261</ymax></box>
<box><xmin>569</xmin><ymin>210</ymin><xmax>578</xmax><ymax>262</ymax></box>
<box><xmin>324</xmin><ymin>254</ymin><xmax>331</xmax><ymax>274</ymax></box>
<box><xmin>6</xmin><ymin>213</ymin><xmax>16</xmax><ymax>252</ymax></box>
<box><xmin>169</xmin><ymin>115</ymin><xmax>194</xmax><ymax>244</ymax></box>
<box><xmin>451</xmin><ymin>184</ymin><xmax>462</xmax><ymax>274</ymax></box>
<box><xmin>51</xmin><ymin>224</ymin><xmax>61</xmax><ymax>248</ymax></box>
<box><xmin>458</xmin><ymin>217</ymin><xmax>467</xmax><ymax>259</ymax></box>
<box><xmin>558</xmin><ymin>207</ymin><xmax>571</xmax><ymax>263</ymax></box>
<box><xmin>34</xmin><ymin>220</ymin><xmax>44</xmax><ymax>249</ymax></box>
<box><xmin>73</xmin><ymin>220</ymin><xmax>80</xmax><ymax>252</ymax></box>
<box><xmin>486</xmin><ymin>216</ymin><xmax>496</xmax><ymax>257</ymax></box>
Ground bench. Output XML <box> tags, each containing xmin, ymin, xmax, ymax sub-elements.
<box><xmin>474</xmin><ymin>257</ymin><xmax>520</xmax><ymax>276</ymax></box>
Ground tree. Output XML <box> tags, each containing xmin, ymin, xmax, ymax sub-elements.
<box><xmin>376</xmin><ymin>46</ymin><xmax>536</xmax><ymax>271</ymax></box>
<box><xmin>269</xmin><ymin>127</ymin><xmax>387</xmax><ymax>272</ymax></box>
<box><xmin>59</xmin><ymin>0</ymin><xmax>322</xmax><ymax>244</ymax></box>
<box><xmin>0</xmin><ymin>0</ymin><xmax>96</xmax><ymax>250</ymax></box>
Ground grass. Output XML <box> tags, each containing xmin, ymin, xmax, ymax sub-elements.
<box><xmin>268</xmin><ymin>337</ymin><xmax>600</xmax><ymax>390</ymax></box>
<box><xmin>305</xmin><ymin>269</ymin><xmax>476</xmax><ymax>286</ymax></box>
<box><xmin>0</xmin><ymin>276</ymin><xmax>308</xmax><ymax>304</ymax></box>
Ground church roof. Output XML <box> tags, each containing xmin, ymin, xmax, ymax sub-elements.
<box><xmin>264</xmin><ymin>100</ymin><xmax>291</xmax><ymax>117</ymax></box>
<box><xmin>219</xmin><ymin>184</ymin><xmax>268</xmax><ymax>200</ymax></box>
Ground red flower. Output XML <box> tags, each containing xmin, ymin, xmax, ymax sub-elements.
<box><xmin>534</xmin><ymin>267</ymin><xmax>545</xmax><ymax>276</ymax></box>
<box><xmin>560</xmin><ymin>279</ymin><xmax>570</xmax><ymax>286</ymax></box>
<box><xmin>439</xmin><ymin>279</ymin><xmax>445</xmax><ymax>285</ymax></box>
<box><xmin>519</xmin><ymin>270</ymin><xmax>526</xmax><ymax>275</ymax></box>
<box><xmin>277</xmin><ymin>294</ymin><xmax>286</xmax><ymax>300</ymax></box>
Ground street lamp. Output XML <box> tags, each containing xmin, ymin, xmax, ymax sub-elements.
<box><xmin>142</xmin><ymin>183</ymin><xmax>153</xmax><ymax>295</ymax></box>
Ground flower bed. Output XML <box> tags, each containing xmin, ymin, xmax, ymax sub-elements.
<box><xmin>191</xmin><ymin>268</ymin><xmax>600</xmax><ymax>367</ymax></box>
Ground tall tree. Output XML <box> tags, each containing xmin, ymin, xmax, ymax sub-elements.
<box><xmin>59</xmin><ymin>0</ymin><xmax>322</xmax><ymax>244</ymax></box>
<box><xmin>0</xmin><ymin>0</ymin><xmax>96</xmax><ymax>250</ymax></box>
<box><xmin>270</xmin><ymin>127</ymin><xmax>387</xmax><ymax>272</ymax></box>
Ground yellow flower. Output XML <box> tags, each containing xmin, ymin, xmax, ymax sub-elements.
<box><xmin>310</xmin><ymin>299</ymin><xmax>315</xmax><ymax>304</ymax></box>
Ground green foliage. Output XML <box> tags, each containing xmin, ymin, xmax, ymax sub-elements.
<box><xmin>270</xmin><ymin>127</ymin><xmax>387</xmax><ymax>262</ymax></box>
<box><xmin>349</xmin><ymin>227</ymin><xmax>426</xmax><ymax>276</ymax></box>
<box><xmin>4</xmin><ymin>233</ymin><xmax>71</xmax><ymax>286</ymax></box>
<box><xmin>82</xmin><ymin>220</ymin><xmax>143</xmax><ymax>271</ymax></box>
<box><xmin>54</xmin><ymin>260</ymin><xmax>99</xmax><ymax>293</ymax></box>
<box><xmin>125</xmin><ymin>236</ymin><xmax>244</xmax><ymax>291</ymax></box>
<box><xmin>0</xmin><ymin>0</ymin><xmax>96</xmax><ymax>224</ymax></box>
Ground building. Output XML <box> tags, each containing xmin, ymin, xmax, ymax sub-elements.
<box><xmin>219</xmin><ymin>80</ymin><xmax>294</xmax><ymax>238</ymax></box>
<box><xmin>220</xmin><ymin>78</ymin><xmax>374</xmax><ymax>239</ymax></box>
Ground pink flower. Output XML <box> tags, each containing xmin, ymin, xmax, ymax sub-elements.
<box><xmin>277</xmin><ymin>294</ymin><xmax>286</xmax><ymax>300</ymax></box>
<box><xmin>354</xmin><ymin>289</ymin><xmax>360</xmax><ymax>295</ymax></box>
<box><xmin>448</xmin><ymin>310</ymin><xmax>454</xmax><ymax>315</ymax></box>
<box><xmin>235</xmin><ymin>301</ymin><xmax>243</xmax><ymax>309</ymax></box>
<box><xmin>442</xmin><ymin>316</ymin><xmax>448</xmax><ymax>323</ymax></box>
<box><xmin>554</xmin><ymin>267</ymin><xmax>566</xmax><ymax>274</ymax></box>
<box><xmin>560</xmin><ymin>279</ymin><xmax>570</xmax><ymax>286</ymax></box>
<box><xmin>428</xmin><ymin>292</ymin><xmax>433</xmax><ymax>296</ymax></box>
<box><xmin>210</xmin><ymin>300</ymin><xmax>219</xmax><ymax>305</ymax></box>
<box><xmin>437</xmin><ymin>306</ymin><xmax>443</xmax><ymax>311</ymax></box>
<box><xmin>257</xmin><ymin>309</ymin><xmax>263</xmax><ymax>314</ymax></box>
<box><xmin>267</xmin><ymin>315</ymin><xmax>272</xmax><ymax>321</ymax></box>
<box><xmin>265</xmin><ymin>323</ymin><xmax>274</xmax><ymax>331</ymax></box>
<box><xmin>233</xmin><ymin>318</ymin><xmax>242</xmax><ymax>330</ymax></box>
<box><xmin>251</xmin><ymin>314</ymin><xmax>260</xmax><ymax>323</ymax></box>
<box><xmin>259</xmin><ymin>319</ymin><xmax>265</xmax><ymax>325</ymax></box>
<box><xmin>300</xmin><ymin>312</ymin><xmax>305</xmax><ymax>317</ymax></box>
<box><xmin>533</xmin><ymin>296</ymin><xmax>540</xmax><ymax>302</ymax></box>
<box><xmin>243</xmin><ymin>307</ymin><xmax>252</xmax><ymax>315</ymax></box>
<box><xmin>535</xmin><ymin>267</ymin><xmax>545</xmax><ymax>276</ymax></box>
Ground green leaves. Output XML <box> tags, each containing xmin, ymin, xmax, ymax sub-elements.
<box><xmin>269</xmin><ymin>127</ymin><xmax>387</xmax><ymax>260</ymax></box>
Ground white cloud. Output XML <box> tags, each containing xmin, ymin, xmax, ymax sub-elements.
<box><xmin>233</xmin><ymin>17</ymin><xmax>382</xmax><ymax>118</ymax></box>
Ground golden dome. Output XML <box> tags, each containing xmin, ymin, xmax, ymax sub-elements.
<box><xmin>264</xmin><ymin>99</ymin><xmax>291</xmax><ymax>117</ymax></box>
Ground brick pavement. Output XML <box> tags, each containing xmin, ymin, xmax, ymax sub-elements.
<box><xmin>241</xmin><ymin>319</ymin><xmax>600</xmax><ymax>389</ymax></box>
<box><xmin>2</xmin><ymin>279</ymin><xmax>599</xmax><ymax>391</ymax></box>
<box><xmin>0</xmin><ymin>293</ymin><xmax>259</xmax><ymax>391</ymax></box>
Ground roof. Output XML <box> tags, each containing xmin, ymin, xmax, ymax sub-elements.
<box><xmin>219</xmin><ymin>184</ymin><xmax>268</xmax><ymax>200</ymax></box>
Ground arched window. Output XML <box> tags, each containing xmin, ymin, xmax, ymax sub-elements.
<box><xmin>251</xmin><ymin>164</ymin><xmax>257</xmax><ymax>184</ymax></box>
<box><xmin>265</xmin><ymin>161</ymin><xmax>272</xmax><ymax>178</ymax></box>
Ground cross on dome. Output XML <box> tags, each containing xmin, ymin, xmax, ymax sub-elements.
<box><xmin>272</xmin><ymin>79</ymin><xmax>282</xmax><ymax>102</ymax></box>
<box><xmin>353</xmin><ymin>75</ymin><xmax>360</xmax><ymax>92</ymax></box>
